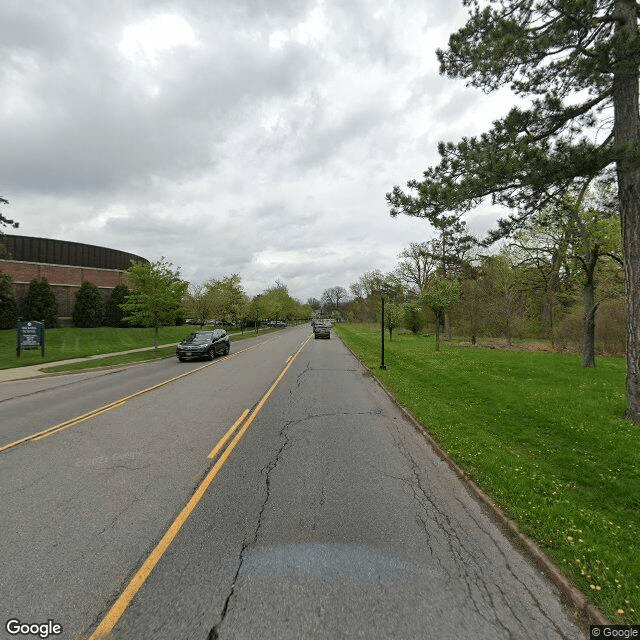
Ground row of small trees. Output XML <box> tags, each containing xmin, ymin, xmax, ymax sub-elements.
<box><xmin>0</xmin><ymin>273</ymin><xmax>132</xmax><ymax>330</ymax></box>
<box><xmin>185</xmin><ymin>276</ymin><xmax>313</xmax><ymax>329</ymax></box>
<box><xmin>0</xmin><ymin>259</ymin><xmax>314</xmax><ymax>342</ymax></box>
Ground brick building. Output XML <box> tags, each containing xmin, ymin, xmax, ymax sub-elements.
<box><xmin>0</xmin><ymin>235</ymin><xmax>148</xmax><ymax>320</ymax></box>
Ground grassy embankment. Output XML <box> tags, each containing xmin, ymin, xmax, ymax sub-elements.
<box><xmin>334</xmin><ymin>323</ymin><xmax>639</xmax><ymax>624</ymax></box>
<box><xmin>0</xmin><ymin>325</ymin><xmax>275</xmax><ymax>372</ymax></box>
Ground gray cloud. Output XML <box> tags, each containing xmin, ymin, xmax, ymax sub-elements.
<box><xmin>2</xmin><ymin>1</ymin><xmax>508</xmax><ymax>302</ymax></box>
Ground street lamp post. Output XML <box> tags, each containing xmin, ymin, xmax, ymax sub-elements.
<box><xmin>378</xmin><ymin>284</ymin><xmax>395</xmax><ymax>370</ymax></box>
<box><xmin>380</xmin><ymin>295</ymin><xmax>386</xmax><ymax>370</ymax></box>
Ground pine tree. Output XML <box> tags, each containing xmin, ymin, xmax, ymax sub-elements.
<box><xmin>388</xmin><ymin>0</ymin><xmax>640</xmax><ymax>421</ymax></box>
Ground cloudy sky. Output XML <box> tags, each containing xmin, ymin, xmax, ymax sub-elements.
<box><xmin>1</xmin><ymin>1</ymin><xmax>512</xmax><ymax>302</ymax></box>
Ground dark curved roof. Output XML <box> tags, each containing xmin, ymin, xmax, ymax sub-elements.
<box><xmin>1</xmin><ymin>234</ymin><xmax>148</xmax><ymax>271</ymax></box>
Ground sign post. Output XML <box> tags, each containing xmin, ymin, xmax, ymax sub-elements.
<box><xmin>17</xmin><ymin>320</ymin><xmax>45</xmax><ymax>358</ymax></box>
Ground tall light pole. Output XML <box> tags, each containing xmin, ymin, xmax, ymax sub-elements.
<box><xmin>380</xmin><ymin>295</ymin><xmax>386</xmax><ymax>370</ymax></box>
<box><xmin>379</xmin><ymin>284</ymin><xmax>394</xmax><ymax>370</ymax></box>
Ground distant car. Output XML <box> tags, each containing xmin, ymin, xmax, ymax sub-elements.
<box><xmin>313</xmin><ymin>322</ymin><xmax>330</xmax><ymax>339</ymax></box>
<box><xmin>176</xmin><ymin>329</ymin><xmax>230</xmax><ymax>361</ymax></box>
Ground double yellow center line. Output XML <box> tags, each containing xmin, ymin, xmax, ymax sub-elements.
<box><xmin>89</xmin><ymin>334</ymin><xmax>311</xmax><ymax>639</ymax></box>
<box><xmin>0</xmin><ymin>337</ymin><xmax>275</xmax><ymax>455</ymax></box>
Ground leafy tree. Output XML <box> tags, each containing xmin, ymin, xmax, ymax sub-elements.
<box><xmin>420</xmin><ymin>277</ymin><xmax>460</xmax><ymax>351</ymax></box>
<box><xmin>457</xmin><ymin>276</ymin><xmax>484</xmax><ymax>345</ymax></box>
<box><xmin>261</xmin><ymin>281</ymin><xmax>298</xmax><ymax>322</ymax></box>
<box><xmin>347</xmin><ymin>270</ymin><xmax>403</xmax><ymax>323</ymax></box>
<box><xmin>122</xmin><ymin>258</ymin><xmax>188</xmax><ymax>350</ymax></box>
<box><xmin>395</xmin><ymin>242</ymin><xmax>437</xmax><ymax>295</ymax></box>
<box><xmin>427</xmin><ymin>217</ymin><xmax>477</xmax><ymax>338</ymax></box>
<box><xmin>321</xmin><ymin>286</ymin><xmax>348</xmax><ymax>312</ymax></box>
<box><xmin>186</xmin><ymin>283</ymin><xmax>215</xmax><ymax>328</ymax></box>
<box><xmin>207</xmin><ymin>274</ymin><xmax>247</xmax><ymax>325</ymax></box>
<box><xmin>248</xmin><ymin>294</ymin><xmax>268</xmax><ymax>333</ymax></box>
<box><xmin>22</xmin><ymin>277</ymin><xmax>58</xmax><ymax>327</ymax></box>
<box><xmin>349</xmin><ymin>270</ymin><xmax>386</xmax><ymax>300</ymax></box>
<box><xmin>387</xmin><ymin>0</ymin><xmax>640</xmax><ymax>420</ymax></box>
<box><xmin>0</xmin><ymin>271</ymin><xmax>18</xmax><ymax>329</ymax></box>
<box><xmin>509</xmin><ymin>210</ymin><xmax>577</xmax><ymax>343</ymax></box>
<box><xmin>72</xmin><ymin>281</ymin><xmax>104</xmax><ymax>328</ymax></box>
<box><xmin>402</xmin><ymin>301</ymin><xmax>425</xmax><ymax>335</ymax></box>
<box><xmin>385</xmin><ymin>302</ymin><xmax>403</xmax><ymax>341</ymax></box>
<box><xmin>480</xmin><ymin>251</ymin><xmax>527</xmax><ymax>346</ymax></box>
<box><xmin>103</xmin><ymin>284</ymin><xmax>130</xmax><ymax>327</ymax></box>
<box><xmin>512</xmin><ymin>179</ymin><xmax>622</xmax><ymax>365</ymax></box>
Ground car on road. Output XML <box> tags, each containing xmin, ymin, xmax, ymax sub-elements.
<box><xmin>176</xmin><ymin>329</ymin><xmax>230</xmax><ymax>361</ymax></box>
<box><xmin>313</xmin><ymin>321</ymin><xmax>331</xmax><ymax>339</ymax></box>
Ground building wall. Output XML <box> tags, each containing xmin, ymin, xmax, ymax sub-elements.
<box><xmin>0</xmin><ymin>260</ymin><xmax>131</xmax><ymax>317</ymax></box>
<box><xmin>0</xmin><ymin>235</ymin><xmax>148</xmax><ymax>320</ymax></box>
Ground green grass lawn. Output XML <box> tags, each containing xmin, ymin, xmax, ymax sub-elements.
<box><xmin>0</xmin><ymin>325</ymin><xmax>273</xmax><ymax>370</ymax></box>
<box><xmin>335</xmin><ymin>324</ymin><xmax>639</xmax><ymax>624</ymax></box>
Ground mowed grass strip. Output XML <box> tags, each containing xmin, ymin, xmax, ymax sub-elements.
<box><xmin>335</xmin><ymin>323</ymin><xmax>639</xmax><ymax>624</ymax></box>
<box><xmin>41</xmin><ymin>346</ymin><xmax>179</xmax><ymax>372</ymax></box>
<box><xmin>0</xmin><ymin>325</ymin><xmax>276</xmax><ymax>370</ymax></box>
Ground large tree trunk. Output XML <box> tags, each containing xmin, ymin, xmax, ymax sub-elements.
<box><xmin>582</xmin><ymin>278</ymin><xmax>597</xmax><ymax>368</ymax></box>
<box><xmin>613</xmin><ymin>0</ymin><xmax>640</xmax><ymax>422</ymax></box>
<box><xmin>579</xmin><ymin>234</ymin><xmax>599</xmax><ymax>368</ymax></box>
<box><xmin>542</xmin><ymin>229</ymin><xmax>571</xmax><ymax>344</ymax></box>
<box><xmin>541</xmin><ymin>272</ymin><xmax>558</xmax><ymax>342</ymax></box>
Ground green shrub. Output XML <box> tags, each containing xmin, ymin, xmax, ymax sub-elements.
<box><xmin>402</xmin><ymin>301</ymin><xmax>425</xmax><ymax>334</ymax></box>
<box><xmin>72</xmin><ymin>281</ymin><xmax>104</xmax><ymax>327</ymax></box>
<box><xmin>22</xmin><ymin>277</ymin><xmax>58</xmax><ymax>327</ymax></box>
<box><xmin>103</xmin><ymin>283</ymin><xmax>130</xmax><ymax>327</ymax></box>
<box><xmin>0</xmin><ymin>271</ymin><xmax>18</xmax><ymax>329</ymax></box>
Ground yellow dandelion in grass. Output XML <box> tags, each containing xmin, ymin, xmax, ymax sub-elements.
<box><xmin>617</xmin><ymin>609</ymin><xmax>625</xmax><ymax>615</ymax></box>
<box><xmin>567</xmin><ymin>536</ymin><xmax>573</xmax><ymax>541</ymax></box>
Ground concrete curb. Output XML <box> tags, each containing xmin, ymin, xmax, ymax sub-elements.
<box><xmin>337</xmin><ymin>333</ymin><xmax>609</xmax><ymax>628</ymax></box>
<box><xmin>0</xmin><ymin>344</ymin><xmax>179</xmax><ymax>383</ymax></box>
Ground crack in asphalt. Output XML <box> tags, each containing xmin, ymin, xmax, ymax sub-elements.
<box><xmin>295</xmin><ymin>359</ymin><xmax>311</xmax><ymax>388</ymax></box>
<box><xmin>386</xmin><ymin>420</ymin><xmax>580</xmax><ymax>639</ymax></box>
<box><xmin>206</xmin><ymin>418</ymin><xmax>293</xmax><ymax>639</ymax></box>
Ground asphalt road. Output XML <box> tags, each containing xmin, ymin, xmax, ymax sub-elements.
<box><xmin>0</xmin><ymin>325</ymin><xmax>587</xmax><ymax>639</ymax></box>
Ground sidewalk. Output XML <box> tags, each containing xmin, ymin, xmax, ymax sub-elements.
<box><xmin>0</xmin><ymin>344</ymin><xmax>177</xmax><ymax>384</ymax></box>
